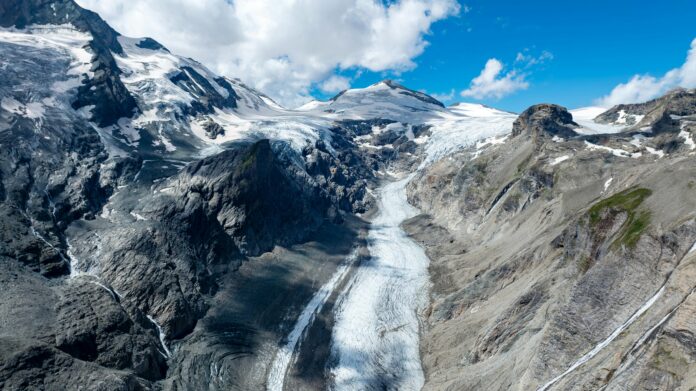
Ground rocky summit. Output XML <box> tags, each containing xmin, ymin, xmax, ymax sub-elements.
<box><xmin>1</xmin><ymin>1</ymin><xmax>696</xmax><ymax>390</ymax></box>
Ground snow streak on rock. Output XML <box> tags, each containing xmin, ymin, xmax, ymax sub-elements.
<box><xmin>147</xmin><ymin>315</ymin><xmax>171</xmax><ymax>359</ymax></box>
<box><xmin>266</xmin><ymin>252</ymin><xmax>357</xmax><ymax>391</ymax></box>
<box><xmin>538</xmin><ymin>286</ymin><xmax>666</xmax><ymax>391</ymax></box>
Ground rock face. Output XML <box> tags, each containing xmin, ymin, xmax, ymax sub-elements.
<box><xmin>3</xmin><ymin>0</ymin><xmax>696</xmax><ymax>390</ymax></box>
<box><xmin>512</xmin><ymin>103</ymin><xmax>579</xmax><ymax>140</ymax></box>
<box><xmin>0</xmin><ymin>0</ymin><xmax>138</xmax><ymax>126</ymax></box>
<box><xmin>406</xmin><ymin>94</ymin><xmax>696</xmax><ymax>390</ymax></box>
<box><xmin>152</xmin><ymin>140</ymin><xmax>335</xmax><ymax>257</ymax></box>
<box><xmin>596</xmin><ymin>88</ymin><xmax>696</xmax><ymax>132</ymax></box>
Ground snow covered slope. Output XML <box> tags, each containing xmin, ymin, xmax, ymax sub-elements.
<box><xmin>0</xmin><ymin>15</ymin><xmax>519</xmax><ymax>166</ymax></box>
<box><xmin>298</xmin><ymin>80</ymin><xmax>445</xmax><ymax>121</ymax></box>
<box><xmin>570</xmin><ymin>106</ymin><xmax>642</xmax><ymax>134</ymax></box>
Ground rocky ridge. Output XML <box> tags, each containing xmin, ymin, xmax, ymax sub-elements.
<box><xmin>1</xmin><ymin>0</ymin><xmax>696</xmax><ymax>390</ymax></box>
<box><xmin>406</xmin><ymin>98</ymin><xmax>696</xmax><ymax>390</ymax></box>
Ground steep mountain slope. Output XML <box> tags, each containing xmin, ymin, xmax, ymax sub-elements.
<box><xmin>2</xmin><ymin>1</ymin><xmax>696</xmax><ymax>391</ymax></box>
<box><xmin>0</xmin><ymin>1</ymin><xmax>510</xmax><ymax>389</ymax></box>
<box><xmin>406</xmin><ymin>97</ymin><xmax>696</xmax><ymax>390</ymax></box>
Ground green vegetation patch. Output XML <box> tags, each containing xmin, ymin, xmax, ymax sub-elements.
<box><xmin>620</xmin><ymin>210</ymin><xmax>651</xmax><ymax>248</ymax></box>
<box><xmin>588</xmin><ymin>187</ymin><xmax>653</xmax><ymax>248</ymax></box>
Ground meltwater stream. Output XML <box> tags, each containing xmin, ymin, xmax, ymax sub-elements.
<box><xmin>329</xmin><ymin>175</ymin><xmax>430</xmax><ymax>390</ymax></box>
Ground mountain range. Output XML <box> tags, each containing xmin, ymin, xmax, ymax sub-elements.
<box><xmin>1</xmin><ymin>1</ymin><xmax>696</xmax><ymax>390</ymax></box>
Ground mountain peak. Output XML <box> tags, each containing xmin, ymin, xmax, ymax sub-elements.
<box><xmin>0</xmin><ymin>0</ymin><xmax>123</xmax><ymax>53</ymax></box>
<box><xmin>595</xmin><ymin>87</ymin><xmax>696</xmax><ymax>132</ymax></box>
<box><xmin>512</xmin><ymin>103</ymin><xmax>578</xmax><ymax>140</ymax></box>
<box><xmin>326</xmin><ymin>79</ymin><xmax>444</xmax><ymax>110</ymax></box>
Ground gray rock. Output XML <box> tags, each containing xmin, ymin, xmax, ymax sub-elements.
<box><xmin>512</xmin><ymin>103</ymin><xmax>579</xmax><ymax>141</ymax></box>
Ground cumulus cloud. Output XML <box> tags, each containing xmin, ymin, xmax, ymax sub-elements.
<box><xmin>76</xmin><ymin>0</ymin><xmax>460</xmax><ymax>107</ymax></box>
<box><xmin>319</xmin><ymin>75</ymin><xmax>351</xmax><ymax>94</ymax></box>
<box><xmin>460</xmin><ymin>58</ymin><xmax>528</xmax><ymax>100</ymax></box>
<box><xmin>597</xmin><ymin>38</ymin><xmax>696</xmax><ymax>107</ymax></box>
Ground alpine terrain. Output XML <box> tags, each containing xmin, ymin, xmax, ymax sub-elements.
<box><xmin>1</xmin><ymin>1</ymin><xmax>696</xmax><ymax>390</ymax></box>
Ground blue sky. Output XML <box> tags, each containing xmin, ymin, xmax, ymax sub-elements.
<box><xmin>80</xmin><ymin>0</ymin><xmax>695</xmax><ymax>112</ymax></box>
<box><xmin>315</xmin><ymin>0</ymin><xmax>696</xmax><ymax>112</ymax></box>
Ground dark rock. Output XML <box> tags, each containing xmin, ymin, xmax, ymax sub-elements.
<box><xmin>156</xmin><ymin>139</ymin><xmax>332</xmax><ymax>256</ymax></box>
<box><xmin>169</xmin><ymin>66</ymin><xmax>237</xmax><ymax>116</ymax></box>
<box><xmin>54</xmin><ymin>281</ymin><xmax>167</xmax><ymax>380</ymax></box>
<box><xmin>136</xmin><ymin>38</ymin><xmax>168</xmax><ymax>52</ymax></box>
<box><xmin>0</xmin><ymin>337</ymin><xmax>152</xmax><ymax>391</ymax></box>
<box><xmin>201</xmin><ymin>119</ymin><xmax>225</xmax><ymax>139</ymax></box>
<box><xmin>512</xmin><ymin>104</ymin><xmax>578</xmax><ymax>140</ymax></box>
<box><xmin>597</xmin><ymin>88</ymin><xmax>696</xmax><ymax>132</ymax></box>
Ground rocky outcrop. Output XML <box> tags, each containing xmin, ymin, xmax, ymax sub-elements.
<box><xmin>170</xmin><ymin>66</ymin><xmax>238</xmax><ymax>117</ymax></box>
<box><xmin>151</xmin><ymin>139</ymin><xmax>334</xmax><ymax>256</ymax></box>
<box><xmin>0</xmin><ymin>258</ymin><xmax>162</xmax><ymax>389</ymax></box>
<box><xmin>0</xmin><ymin>337</ymin><xmax>152</xmax><ymax>391</ymax></box>
<box><xmin>597</xmin><ymin>88</ymin><xmax>696</xmax><ymax>133</ymax></box>
<box><xmin>512</xmin><ymin>103</ymin><xmax>579</xmax><ymax>141</ymax></box>
<box><xmin>54</xmin><ymin>281</ymin><xmax>167</xmax><ymax>380</ymax></box>
<box><xmin>200</xmin><ymin>119</ymin><xmax>225</xmax><ymax>139</ymax></box>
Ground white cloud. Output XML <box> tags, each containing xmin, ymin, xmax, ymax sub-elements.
<box><xmin>319</xmin><ymin>75</ymin><xmax>351</xmax><ymax>94</ymax></box>
<box><xmin>515</xmin><ymin>50</ymin><xmax>553</xmax><ymax>67</ymax></box>
<box><xmin>597</xmin><ymin>38</ymin><xmax>696</xmax><ymax>107</ymax></box>
<box><xmin>460</xmin><ymin>58</ymin><xmax>528</xmax><ymax>100</ymax></box>
<box><xmin>430</xmin><ymin>89</ymin><xmax>455</xmax><ymax>102</ymax></box>
<box><xmin>76</xmin><ymin>0</ymin><xmax>460</xmax><ymax>108</ymax></box>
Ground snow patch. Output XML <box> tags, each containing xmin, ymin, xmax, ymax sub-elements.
<box><xmin>615</xmin><ymin>109</ymin><xmax>644</xmax><ymax>126</ymax></box>
<box><xmin>147</xmin><ymin>315</ymin><xmax>171</xmax><ymax>359</ymax></box>
<box><xmin>584</xmin><ymin>141</ymin><xmax>641</xmax><ymax>158</ymax></box>
<box><xmin>130</xmin><ymin>212</ymin><xmax>147</xmax><ymax>221</ymax></box>
<box><xmin>644</xmin><ymin>146</ymin><xmax>664</xmax><ymax>158</ymax></box>
<box><xmin>603</xmin><ymin>177</ymin><xmax>613</xmax><ymax>193</ymax></box>
<box><xmin>571</xmin><ymin>107</ymin><xmax>626</xmax><ymax>135</ymax></box>
<box><xmin>1</xmin><ymin>97</ymin><xmax>45</xmax><ymax>119</ymax></box>
<box><xmin>680</xmin><ymin>130</ymin><xmax>696</xmax><ymax>150</ymax></box>
<box><xmin>550</xmin><ymin>155</ymin><xmax>570</xmax><ymax>166</ymax></box>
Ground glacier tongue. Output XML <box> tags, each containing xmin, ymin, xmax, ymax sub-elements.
<box><xmin>329</xmin><ymin>175</ymin><xmax>430</xmax><ymax>391</ymax></box>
